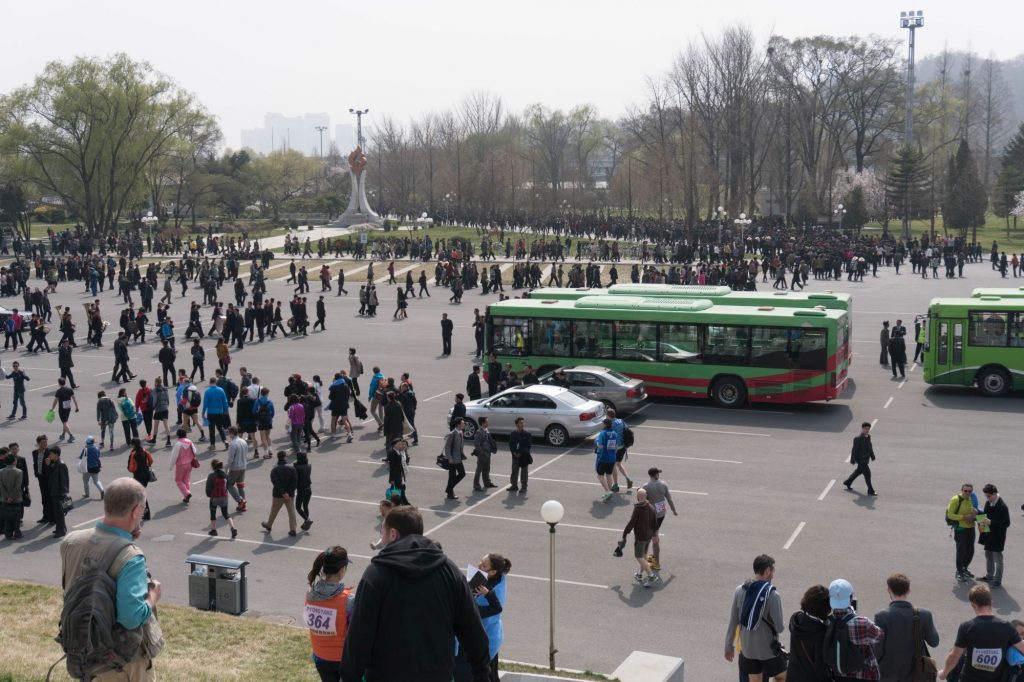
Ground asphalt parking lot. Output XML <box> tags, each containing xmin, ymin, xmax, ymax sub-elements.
<box><xmin>2</xmin><ymin>253</ymin><xmax>1022</xmax><ymax>678</ymax></box>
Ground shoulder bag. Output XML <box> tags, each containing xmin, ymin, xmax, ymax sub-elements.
<box><xmin>911</xmin><ymin>608</ymin><xmax>938</xmax><ymax>682</ymax></box>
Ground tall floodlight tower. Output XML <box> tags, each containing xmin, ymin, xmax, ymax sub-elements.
<box><xmin>900</xmin><ymin>10</ymin><xmax>924</xmax><ymax>146</ymax></box>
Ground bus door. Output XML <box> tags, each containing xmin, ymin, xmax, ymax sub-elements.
<box><xmin>932</xmin><ymin>318</ymin><xmax>966</xmax><ymax>385</ymax></box>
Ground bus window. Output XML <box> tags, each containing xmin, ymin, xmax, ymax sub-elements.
<box><xmin>938</xmin><ymin>322</ymin><xmax>948</xmax><ymax>364</ymax></box>
<box><xmin>749</xmin><ymin>327</ymin><xmax>793</xmax><ymax>368</ymax></box>
<box><xmin>658</xmin><ymin>323</ymin><xmax>701</xmax><ymax>362</ymax></box>
<box><xmin>953</xmin><ymin>323</ymin><xmax>963</xmax><ymax>364</ymax></box>
<box><xmin>532</xmin><ymin>319</ymin><xmax>571</xmax><ymax>357</ymax></box>
<box><xmin>704</xmin><ymin>325</ymin><xmax>750</xmax><ymax>366</ymax></box>
<box><xmin>788</xmin><ymin>328</ymin><xmax>828</xmax><ymax>371</ymax></box>
<box><xmin>614</xmin><ymin>322</ymin><xmax>657</xmax><ymax>360</ymax></box>
<box><xmin>1010</xmin><ymin>313</ymin><xmax>1024</xmax><ymax>347</ymax></box>
<box><xmin>969</xmin><ymin>312</ymin><xmax>1008</xmax><ymax>347</ymax></box>
<box><xmin>492</xmin><ymin>318</ymin><xmax>529</xmax><ymax>356</ymax></box>
<box><xmin>571</xmin><ymin>320</ymin><xmax>613</xmax><ymax>359</ymax></box>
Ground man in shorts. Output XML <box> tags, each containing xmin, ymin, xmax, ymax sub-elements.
<box><xmin>724</xmin><ymin>554</ymin><xmax>786</xmax><ymax>682</ymax></box>
<box><xmin>642</xmin><ymin>467</ymin><xmax>677</xmax><ymax>573</ymax></box>
<box><xmin>594</xmin><ymin>418</ymin><xmax>618</xmax><ymax>502</ymax></box>
<box><xmin>939</xmin><ymin>584</ymin><xmax>1024</xmax><ymax>680</ymax></box>
<box><xmin>621</xmin><ymin>487</ymin><xmax>658</xmax><ymax>587</ymax></box>
<box><xmin>606</xmin><ymin>408</ymin><xmax>632</xmax><ymax>492</ymax></box>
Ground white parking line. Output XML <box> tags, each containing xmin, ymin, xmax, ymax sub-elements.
<box><xmin>817</xmin><ymin>480</ymin><xmax>836</xmax><ymax>501</ymax></box>
<box><xmin>628</xmin><ymin>451</ymin><xmax>742</xmax><ymax>465</ymax></box>
<box><xmin>883</xmin><ymin>397</ymin><xmax>894</xmax><ymax>409</ymax></box>
<box><xmin>422</xmin><ymin>391</ymin><xmax>452</xmax><ymax>402</ymax></box>
<box><xmin>422</xmin><ymin>439</ymin><xmax>590</xmax><ymax>537</ymax></box>
<box><xmin>636</xmin><ymin>425</ymin><xmax>769</xmax><ymax>438</ymax></box>
<box><xmin>783</xmin><ymin>521</ymin><xmax>806</xmax><ymax>550</ymax></box>
<box><xmin>898</xmin><ymin>379</ymin><xmax>907</xmax><ymax>389</ymax></box>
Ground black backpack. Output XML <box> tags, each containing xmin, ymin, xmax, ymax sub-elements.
<box><xmin>822</xmin><ymin>612</ymin><xmax>865</xmax><ymax>677</ymax></box>
<box><xmin>188</xmin><ymin>388</ymin><xmax>201</xmax><ymax>408</ymax></box>
<box><xmin>623</xmin><ymin>425</ymin><xmax>635</xmax><ymax>448</ymax></box>
<box><xmin>56</xmin><ymin>538</ymin><xmax>143</xmax><ymax>680</ymax></box>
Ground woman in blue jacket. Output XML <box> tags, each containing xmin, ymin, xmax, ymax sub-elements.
<box><xmin>455</xmin><ymin>552</ymin><xmax>512</xmax><ymax>682</ymax></box>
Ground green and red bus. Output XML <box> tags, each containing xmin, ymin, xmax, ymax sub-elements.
<box><xmin>923</xmin><ymin>296</ymin><xmax>1024</xmax><ymax>396</ymax></box>
<box><xmin>486</xmin><ymin>296</ymin><xmax>850</xmax><ymax>407</ymax></box>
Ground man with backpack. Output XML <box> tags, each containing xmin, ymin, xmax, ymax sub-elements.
<box><xmin>58</xmin><ymin>477</ymin><xmax>163</xmax><ymax>680</ymax></box>
<box><xmin>824</xmin><ymin>579</ymin><xmax>883</xmax><ymax>681</ymax></box>
<box><xmin>872</xmin><ymin>573</ymin><xmax>940</xmax><ymax>682</ymax></box>
<box><xmin>724</xmin><ymin>554</ymin><xmax>787</xmax><ymax>681</ymax></box>
<box><xmin>607</xmin><ymin>408</ymin><xmax>633</xmax><ymax>492</ymax></box>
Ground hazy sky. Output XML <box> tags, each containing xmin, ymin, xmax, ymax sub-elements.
<box><xmin>3</xmin><ymin>0</ymin><xmax>1019</xmax><ymax>150</ymax></box>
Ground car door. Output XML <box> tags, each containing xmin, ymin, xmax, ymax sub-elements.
<box><xmin>483</xmin><ymin>393</ymin><xmax>518</xmax><ymax>432</ymax></box>
<box><xmin>567</xmin><ymin>372</ymin><xmax>605</xmax><ymax>402</ymax></box>
<box><xmin>516</xmin><ymin>392</ymin><xmax>556</xmax><ymax>437</ymax></box>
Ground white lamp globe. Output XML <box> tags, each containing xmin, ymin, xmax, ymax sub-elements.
<box><xmin>540</xmin><ymin>500</ymin><xmax>565</xmax><ymax>525</ymax></box>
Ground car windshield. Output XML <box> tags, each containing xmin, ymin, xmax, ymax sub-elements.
<box><xmin>558</xmin><ymin>390</ymin><xmax>588</xmax><ymax>407</ymax></box>
<box><xmin>604</xmin><ymin>369</ymin><xmax>631</xmax><ymax>383</ymax></box>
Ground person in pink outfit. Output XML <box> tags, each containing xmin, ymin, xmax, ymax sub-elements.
<box><xmin>169</xmin><ymin>427</ymin><xmax>198</xmax><ymax>503</ymax></box>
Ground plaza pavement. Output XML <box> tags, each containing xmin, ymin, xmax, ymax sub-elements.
<box><xmin>1</xmin><ymin>253</ymin><xmax>1022</xmax><ymax>678</ymax></box>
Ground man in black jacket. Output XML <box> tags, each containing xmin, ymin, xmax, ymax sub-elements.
<box><xmin>260</xmin><ymin>451</ymin><xmax>297</xmax><ymax>537</ymax></box>
<box><xmin>843</xmin><ymin>421</ymin><xmax>877</xmax><ymax>496</ymax></box>
<box><xmin>46</xmin><ymin>446</ymin><xmax>69</xmax><ymax>537</ymax></box>
<box><xmin>872</xmin><ymin>573</ymin><xmax>940</xmax><ymax>680</ymax></box>
<box><xmin>466</xmin><ymin>366</ymin><xmax>482</xmax><ymax>401</ymax></box>
<box><xmin>980</xmin><ymin>483</ymin><xmax>1010</xmax><ymax>587</ymax></box>
<box><xmin>340</xmin><ymin>506</ymin><xmax>490</xmax><ymax>682</ymax></box>
<box><xmin>507</xmin><ymin>417</ymin><xmax>532</xmax><ymax>494</ymax></box>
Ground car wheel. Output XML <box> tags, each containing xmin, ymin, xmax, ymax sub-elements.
<box><xmin>711</xmin><ymin>376</ymin><xmax>747</xmax><ymax>408</ymax></box>
<box><xmin>977</xmin><ymin>367</ymin><xmax>1011</xmax><ymax>397</ymax></box>
<box><xmin>601</xmin><ymin>399</ymin><xmax>617</xmax><ymax>414</ymax></box>
<box><xmin>545</xmin><ymin>424</ymin><xmax>568</xmax><ymax>447</ymax></box>
<box><xmin>462</xmin><ymin>418</ymin><xmax>478</xmax><ymax>438</ymax></box>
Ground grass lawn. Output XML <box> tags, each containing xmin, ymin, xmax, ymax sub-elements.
<box><xmin>866</xmin><ymin>213</ymin><xmax>1024</xmax><ymax>250</ymax></box>
<box><xmin>0</xmin><ymin>579</ymin><xmax>614</xmax><ymax>682</ymax></box>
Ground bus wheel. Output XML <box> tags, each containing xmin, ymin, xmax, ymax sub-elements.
<box><xmin>711</xmin><ymin>377</ymin><xmax>747</xmax><ymax>408</ymax></box>
<box><xmin>544</xmin><ymin>424</ymin><xmax>568</xmax><ymax>447</ymax></box>
<box><xmin>462</xmin><ymin>419</ymin><xmax>478</xmax><ymax>438</ymax></box>
<box><xmin>978</xmin><ymin>368</ymin><xmax>1011</xmax><ymax>397</ymax></box>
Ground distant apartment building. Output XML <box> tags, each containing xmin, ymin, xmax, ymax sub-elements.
<box><xmin>241</xmin><ymin>112</ymin><xmax>331</xmax><ymax>156</ymax></box>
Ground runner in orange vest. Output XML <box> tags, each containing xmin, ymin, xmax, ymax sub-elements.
<box><xmin>304</xmin><ymin>546</ymin><xmax>353</xmax><ymax>681</ymax></box>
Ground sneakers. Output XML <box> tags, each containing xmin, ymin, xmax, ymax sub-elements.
<box><xmin>642</xmin><ymin>575</ymin><xmax>658</xmax><ymax>588</ymax></box>
<box><xmin>208</xmin><ymin>529</ymin><xmax>218</xmax><ymax>537</ymax></box>
<box><xmin>979</xmin><ymin>575</ymin><xmax>993</xmax><ymax>582</ymax></box>
<box><xmin>346</xmin><ymin>434</ymin><xmax>353</xmax><ymax>443</ymax></box>
<box><xmin>67</xmin><ymin>435</ymin><xmax>75</xmax><ymax>443</ymax></box>
<box><xmin>506</xmin><ymin>486</ymin><xmax>518</xmax><ymax>492</ymax></box>
<box><xmin>601</xmin><ymin>491</ymin><xmax>613</xmax><ymax>503</ymax></box>
<box><xmin>183</xmin><ymin>494</ymin><xmax>191</xmax><ymax>504</ymax></box>
<box><xmin>626</xmin><ymin>478</ymin><xmax>633</xmax><ymax>490</ymax></box>
<box><xmin>963</xmin><ymin>569</ymin><xmax>975</xmax><ymax>578</ymax></box>
<box><xmin>301</xmin><ymin>520</ymin><xmax>313</xmax><ymax>531</ymax></box>
<box><xmin>611</xmin><ymin>484</ymin><xmax>620</xmax><ymax>493</ymax></box>
<box><xmin>288</xmin><ymin>530</ymin><xmax>297</xmax><ymax>537</ymax></box>
<box><xmin>231</xmin><ymin>527</ymin><xmax>238</xmax><ymax>539</ymax></box>
<box><xmin>634</xmin><ymin>572</ymin><xmax>643</xmax><ymax>583</ymax></box>
<box><xmin>956</xmin><ymin>571</ymin><xmax>969</xmax><ymax>582</ymax></box>
<box><xmin>261</xmin><ymin>522</ymin><xmax>271</xmax><ymax>532</ymax></box>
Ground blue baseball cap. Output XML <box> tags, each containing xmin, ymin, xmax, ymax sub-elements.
<box><xmin>829</xmin><ymin>579</ymin><xmax>854</xmax><ymax>609</ymax></box>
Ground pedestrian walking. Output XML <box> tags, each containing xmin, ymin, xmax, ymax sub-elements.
<box><xmin>621</xmin><ymin>488</ymin><xmax>658</xmax><ymax>587</ymax></box>
<box><xmin>642</xmin><ymin>468</ymin><xmax>677</xmax><ymax>573</ymax></box>
<box><xmin>57</xmin><ymin>338</ymin><xmax>77</xmax><ymax>388</ymax></box>
<box><xmin>441</xmin><ymin>313</ymin><xmax>454</xmax><ymax>355</ymax></box>
<box><xmin>879</xmin><ymin>321</ymin><xmax>890</xmax><ymax>367</ymax></box>
<box><xmin>595</xmin><ymin>418</ymin><xmax>618</xmax><ymax>502</ymax></box>
<box><xmin>150</xmin><ymin>377</ymin><xmax>173</xmax><ymax>446</ymax></box>
<box><xmin>126</xmin><ymin>438</ymin><xmax>153</xmax><ymax>521</ymax></box>
<box><xmin>204</xmin><ymin>459</ymin><xmax>237</xmax><ymax>538</ymax></box>
<box><xmin>348</xmin><ymin>348</ymin><xmax>362</xmax><ymax>396</ymax></box>
<box><xmin>327</xmin><ymin>372</ymin><xmax>354</xmax><ymax>442</ymax></box>
<box><xmin>843</xmin><ymin>421</ymin><xmax>877</xmax><ymax>496</ymax></box>
<box><xmin>201</xmin><ymin>377</ymin><xmax>229</xmax><ymax>449</ymax></box>
<box><xmin>115</xmin><ymin>387</ymin><xmax>140</xmax><ymax>444</ymax></box>
<box><xmin>77</xmin><ymin>435</ymin><xmax>104</xmax><ymax>500</ymax></box>
<box><xmin>304</xmin><ymin>546</ymin><xmax>353</xmax><ymax>682</ymax></box>
<box><xmin>724</xmin><ymin>554</ymin><xmax>787</xmax><ymax>681</ymax></box>
<box><xmin>979</xmin><ymin>483</ymin><xmax>1010</xmax><ymax>587</ymax></box>
<box><xmin>261</xmin><ymin>451</ymin><xmax>298</xmax><ymax>537</ymax></box>
<box><xmin>3</xmin><ymin>360</ymin><xmax>30</xmax><ymax>420</ymax></box>
<box><xmin>466</xmin><ymin>365</ymin><xmax>482</xmax><ymax>401</ymax></box>
<box><xmin>225</xmin><ymin>427</ymin><xmax>248</xmax><ymax>512</ymax></box>
<box><xmin>169</xmin><ymin>428</ymin><xmax>198</xmax><ymax>504</ymax></box>
<box><xmin>947</xmin><ymin>483</ymin><xmax>978</xmax><ymax>583</ymax></box>
<box><xmin>50</xmin><ymin>378</ymin><xmax>79</xmax><ymax>443</ymax></box>
<box><xmin>785</xmin><ymin>585</ymin><xmax>831</xmax><ymax>681</ymax></box>
<box><xmin>386</xmin><ymin>437</ymin><xmax>411</xmax><ymax>506</ymax></box>
<box><xmin>1</xmin><ymin>451</ymin><xmax>25</xmax><ymax>540</ymax></box>
<box><xmin>608</xmin><ymin>408</ymin><xmax>632</xmax><ymax>492</ymax></box>
<box><xmin>454</xmin><ymin>553</ymin><xmax>512</xmax><ymax>682</ymax></box>
<box><xmin>507</xmin><ymin>417</ymin><xmax>531</xmax><ymax>495</ymax></box>
<box><xmin>31</xmin><ymin>435</ymin><xmax>53</xmax><ymax>526</ymax></box>
<box><xmin>286</xmin><ymin>394</ymin><xmax>305</xmax><ymax>455</ymax></box>
<box><xmin>443</xmin><ymin>418</ymin><xmax>467</xmax><ymax>500</ymax></box>
<box><xmin>382</xmin><ymin>391</ymin><xmax>405</xmax><ymax>446</ymax></box>
<box><xmin>46</xmin><ymin>446</ymin><xmax>69</xmax><ymax>537</ymax></box>
<box><xmin>471</xmin><ymin>416</ymin><xmax>497</xmax><ymax>491</ymax></box>
<box><xmin>889</xmin><ymin>331</ymin><xmax>907</xmax><ymax>380</ymax></box>
<box><xmin>295</xmin><ymin>452</ymin><xmax>313</xmax><ymax>531</ymax></box>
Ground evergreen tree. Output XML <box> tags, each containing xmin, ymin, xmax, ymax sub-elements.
<box><xmin>884</xmin><ymin>145</ymin><xmax>931</xmax><ymax>237</ymax></box>
<box><xmin>844</xmin><ymin>185</ymin><xmax>869</xmax><ymax>230</ymax></box>
<box><xmin>993</xmin><ymin>123</ymin><xmax>1024</xmax><ymax>229</ymax></box>
<box><xmin>943</xmin><ymin>139</ymin><xmax>987</xmax><ymax>242</ymax></box>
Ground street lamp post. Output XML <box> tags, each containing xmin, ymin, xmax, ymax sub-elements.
<box><xmin>314</xmin><ymin>125</ymin><xmax>328</xmax><ymax>158</ymax></box>
<box><xmin>715</xmin><ymin>206</ymin><xmax>727</xmax><ymax>243</ymax></box>
<box><xmin>540</xmin><ymin>500</ymin><xmax>564</xmax><ymax>672</ymax></box>
<box><xmin>142</xmin><ymin>211</ymin><xmax>158</xmax><ymax>254</ymax></box>
<box><xmin>348</xmin><ymin>108</ymin><xmax>369</xmax><ymax>149</ymax></box>
<box><xmin>734</xmin><ymin>213</ymin><xmax>752</xmax><ymax>249</ymax></box>
<box><xmin>899</xmin><ymin>11</ymin><xmax>924</xmax><ymax>146</ymax></box>
<box><xmin>834</xmin><ymin>203</ymin><xmax>847</xmax><ymax>231</ymax></box>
